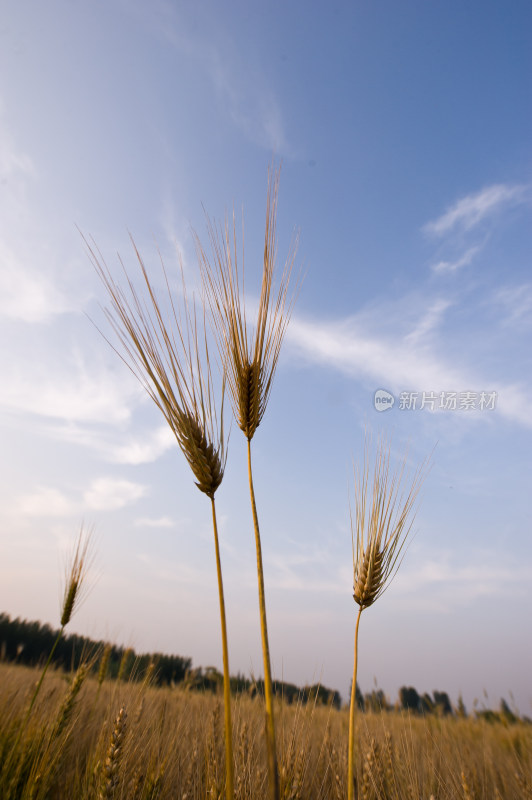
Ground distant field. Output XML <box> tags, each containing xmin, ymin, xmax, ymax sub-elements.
<box><xmin>0</xmin><ymin>661</ymin><xmax>530</xmax><ymax>799</ymax></box>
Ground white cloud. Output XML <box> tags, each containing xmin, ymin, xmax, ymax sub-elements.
<box><xmin>83</xmin><ymin>477</ymin><xmax>147</xmax><ymax>511</ymax></box>
<box><xmin>14</xmin><ymin>476</ymin><xmax>148</xmax><ymax>517</ymax></box>
<box><xmin>0</xmin><ymin>240</ymin><xmax>72</xmax><ymax>322</ymax></box>
<box><xmin>111</xmin><ymin>426</ymin><xmax>175</xmax><ymax>464</ymax></box>
<box><xmin>134</xmin><ymin>516</ymin><xmax>175</xmax><ymax>528</ymax></box>
<box><xmin>16</xmin><ymin>486</ymin><xmax>74</xmax><ymax>517</ymax></box>
<box><xmin>431</xmin><ymin>245</ymin><xmax>482</xmax><ymax>274</ymax></box>
<box><xmin>0</xmin><ymin>350</ymin><xmax>138</xmax><ymax>425</ymax></box>
<box><xmin>424</xmin><ymin>184</ymin><xmax>527</xmax><ymax>236</ymax></box>
<box><xmin>51</xmin><ymin>423</ymin><xmax>175</xmax><ymax>464</ymax></box>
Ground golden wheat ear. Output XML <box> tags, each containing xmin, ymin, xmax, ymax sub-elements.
<box><xmin>84</xmin><ymin>235</ymin><xmax>227</xmax><ymax>498</ymax></box>
<box><xmin>352</xmin><ymin>547</ymin><xmax>384</xmax><ymax>610</ymax></box>
<box><xmin>61</xmin><ymin>524</ymin><xmax>95</xmax><ymax>626</ymax></box>
<box><xmin>194</xmin><ymin>161</ymin><xmax>301</xmax><ymax>442</ymax></box>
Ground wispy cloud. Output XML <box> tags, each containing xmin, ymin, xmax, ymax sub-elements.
<box><xmin>431</xmin><ymin>244</ymin><xmax>482</xmax><ymax>274</ymax></box>
<box><xmin>0</xmin><ymin>112</ymin><xmax>91</xmax><ymax>324</ymax></box>
<box><xmin>136</xmin><ymin>551</ymin><xmax>212</xmax><ymax>587</ymax></box>
<box><xmin>492</xmin><ymin>283</ymin><xmax>532</xmax><ymax>327</ymax></box>
<box><xmin>287</xmin><ymin>302</ymin><xmax>532</xmax><ymax>429</ymax></box>
<box><xmin>404</xmin><ymin>299</ymin><xmax>452</xmax><ymax>345</ymax></box>
<box><xmin>424</xmin><ymin>183</ymin><xmax>527</xmax><ymax>237</ymax></box>
<box><xmin>268</xmin><ymin>552</ymin><xmax>351</xmax><ymax>594</ymax></box>
<box><xmin>0</xmin><ymin>108</ymin><xmax>34</xmax><ymax>192</ymax></box>
<box><xmin>288</xmin><ymin>311</ymin><xmax>465</xmax><ymax>390</ymax></box>
<box><xmin>395</xmin><ymin>553</ymin><xmax>532</xmax><ymax>610</ymax></box>
<box><xmin>0</xmin><ymin>114</ymin><xmax>75</xmax><ymax>323</ymax></box>
<box><xmin>83</xmin><ymin>477</ymin><xmax>147</xmax><ymax>511</ymax></box>
<box><xmin>144</xmin><ymin>2</ymin><xmax>288</xmax><ymax>152</ymax></box>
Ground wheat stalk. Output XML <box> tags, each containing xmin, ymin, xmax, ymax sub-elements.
<box><xmin>25</xmin><ymin>526</ymin><xmax>94</xmax><ymax>721</ymax></box>
<box><xmin>196</xmin><ymin>163</ymin><xmax>300</xmax><ymax>800</ymax></box>
<box><xmin>347</xmin><ymin>434</ymin><xmax>431</xmax><ymax>800</ymax></box>
<box><xmin>86</xmin><ymin>238</ymin><xmax>234</xmax><ymax>800</ymax></box>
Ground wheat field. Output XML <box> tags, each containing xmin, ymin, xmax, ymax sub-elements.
<box><xmin>1</xmin><ymin>660</ymin><xmax>530</xmax><ymax>800</ymax></box>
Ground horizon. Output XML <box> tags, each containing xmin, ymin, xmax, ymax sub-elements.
<box><xmin>1</xmin><ymin>608</ymin><xmax>516</xmax><ymax>716</ymax></box>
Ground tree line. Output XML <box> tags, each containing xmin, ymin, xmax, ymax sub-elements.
<box><xmin>0</xmin><ymin>612</ymin><xmax>340</xmax><ymax>707</ymax></box>
<box><xmin>353</xmin><ymin>683</ymin><xmax>526</xmax><ymax>723</ymax></box>
<box><xmin>2</xmin><ymin>613</ymin><xmax>524</xmax><ymax>721</ymax></box>
<box><xmin>0</xmin><ymin>612</ymin><xmax>191</xmax><ymax>685</ymax></box>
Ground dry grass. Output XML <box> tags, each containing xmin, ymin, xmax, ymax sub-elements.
<box><xmin>0</xmin><ymin>662</ymin><xmax>530</xmax><ymax>800</ymax></box>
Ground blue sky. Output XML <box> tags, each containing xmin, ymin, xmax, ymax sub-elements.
<box><xmin>0</xmin><ymin>0</ymin><xmax>531</xmax><ymax>713</ymax></box>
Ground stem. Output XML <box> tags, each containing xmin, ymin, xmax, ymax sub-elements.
<box><xmin>247</xmin><ymin>438</ymin><xmax>280</xmax><ymax>800</ymax></box>
<box><xmin>348</xmin><ymin>605</ymin><xmax>363</xmax><ymax>800</ymax></box>
<box><xmin>211</xmin><ymin>496</ymin><xmax>235</xmax><ymax>800</ymax></box>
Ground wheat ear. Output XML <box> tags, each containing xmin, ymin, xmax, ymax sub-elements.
<box><xmin>100</xmin><ymin>707</ymin><xmax>128</xmax><ymax>800</ymax></box>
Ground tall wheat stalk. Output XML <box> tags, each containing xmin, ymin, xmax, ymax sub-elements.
<box><xmin>196</xmin><ymin>164</ymin><xmax>300</xmax><ymax>800</ymax></box>
<box><xmin>347</xmin><ymin>435</ymin><xmax>430</xmax><ymax>800</ymax></box>
<box><xmin>86</xmin><ymin>238</ymin><xmax>234</xmax><ymax>800</ymax></box>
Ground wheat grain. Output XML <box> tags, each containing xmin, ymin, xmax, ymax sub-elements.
<box><xmin>100</xmin><ymin>706</ymin><xmax>128</xmax><ymax>800</ymax></box>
